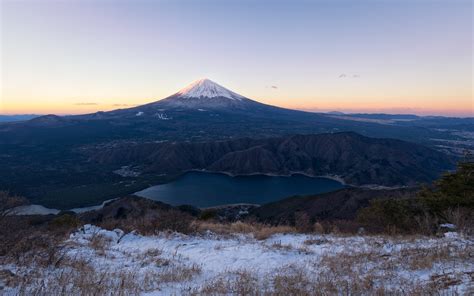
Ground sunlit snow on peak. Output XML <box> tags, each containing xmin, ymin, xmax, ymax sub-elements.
<box><xmin>176</xmin><ymin>78</ymin><xmax>245</xmax><ymax>100</ymax></box>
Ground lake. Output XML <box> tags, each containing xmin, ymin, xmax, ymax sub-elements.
<box><xmin>135</xmin><ymin>171</ymin><xmax>345</xmax><ymax>208</ymax></box>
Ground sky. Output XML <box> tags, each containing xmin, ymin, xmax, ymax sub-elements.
<box><xmin>1</xmin><ymin>0</ymin><xmax>472</xmax><ymax>117</ymax></box>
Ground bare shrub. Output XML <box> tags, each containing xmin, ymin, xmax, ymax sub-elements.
<box><xmin>16</xmin><ymin>258</ymin><xmax>141</xmax><ymax>296</ymax></box>
<box><xmin>414</xmin><ymin>211</ymin><xmax>439</xmax><ymax>236</ymax></box>
<box><xmin>143</xmin><ymin>248</ymin><xmax>162</xmax><ymax>257</ymax></box>
<box><xmin>272</xmin><ymin>265</ymin><xmax>313</xmax><ymax>295</ymax></box>
<box><xmin>0</xmin><ymin>191</ymin><xmax>28</xmax><ymax>221</ymax></box>
<box><xmin>3</xmin><ymin>230</ymin><xmax>66</xmax><ymax>268</ymax></box>
<box><xmin>269</xmin><ymin>241</ymin><xmax>293</xmax><ymax>252</ymax></box>
<box><xmin>254</xmin><ymin>225</ymin><xmax>296</xmax><ymax>240</ymax></box>
<box><xmin>158</xmin><ymin>264</ymin><xmax>202</xmax><ymax>283</ymax></box>
<box><xmin>313</xmin><ymin>222</ymin><xmax>324</xmax><ymax>234</ymax></box>
<box><xmin>194</xmin><ymin>270</ymin><xmax>258</xmax><ymax>295</ymax></box>
<box><xmin>294</xmin><ymin>211</ymin><xmax>312</xmax><ymax>233</ymax></box>
<box><xmin>48</xmin><ymin>214</ymin><xmax>81</xmax><ymax>235</ymax></box>
<box><xmin>429</xmin><ymin>272</ymin><xmax>464</xmax><ymax>291</ymax></box>
<box><xmin>400</xmin><ymin>244</ymin><xmax>452</xmax><ymax>271</ymax></box>
<box><xmin>89</xmin><ymin>233</ymin><xmax>112</xmax><ymax>255</ymax></box>
<box><xmin>100</xmin><ymin>209</ymin><xmax>196</xmax><ymax>235</ymax></box>
<box><xmin>303</xmin><ymin>237</ymin><xmax>329</xmax><ymax>245</ymax></box>
<box><xmin>442</xmin><ymin>207</ymin><xmax>474</xmax><ymax>235</ymax></box>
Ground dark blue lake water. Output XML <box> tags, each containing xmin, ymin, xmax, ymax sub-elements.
<box><xmin>135</xmin><ymin>171</ymin><xmax>344</xmax><ymax>207</ymax></box>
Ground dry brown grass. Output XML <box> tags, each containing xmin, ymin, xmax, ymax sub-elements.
<box><xmin>189</xmin><ymin>263</ymin><xmax>446</xmax><ymax>295</ymax></box>
<box><xmin>313</xmin><ymin>222</ymin><xmax>325</xmax><ymax>234</ymax></box>
<box><xmin>139</xmin><ymin>263</ymin><xmax>202</xmax><ymax>293</ymax></box>
<box><xmin>191</xmin><ymin>270</ymin><xmax>259</xmax><ymax>295</ymax></box>
<box><xmin>195</xmin><ymin>221</ymin><xmax>296</xmax><ymax>240</ymax></box>
<box><xmin>442</xmin><ymin>207</ymin><xmax>474</xmax><ymax>235</ymax></box>
<box><xmin>99</xmin><ymin>209</ymin><xmax>197</xmax><ymax>235</ymax></box>
<box><xmin>268</xmin><ymin>241</ymin><xmax>294</xmax><ymax>252</ymax></box>
<box><xmin>10</xmin><ymin>257</ymin><xmax>142</xmax><ymax>296</ymax></box>
<box><xmin>3</xmin><ymin>229</ymin><xmax>472</xmax><ymax>295</ymax></box>
<box><xmin>271</xmin><ymin>265</ymin><xmax>313</xmax><ymax>295</ymax></box>
<box><xmin>89</xmin><ymin>233</ymin><xmax>113</xmax><ymax>256</ymax></box>
<box><xmin>399</xmin><ymin>242</ymin><xmax>472</xmax><ymax>271</ymax></box>
<box><xmin>303</xmin><ymin>237</ymin><xmax>329</xmax><ymax>245</ymax></box>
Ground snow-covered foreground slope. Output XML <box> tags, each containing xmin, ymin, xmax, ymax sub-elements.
<box><xmin>2</xmin><ymin>225</ymin><xmax>473</xmax><ymax>295</ymax></box>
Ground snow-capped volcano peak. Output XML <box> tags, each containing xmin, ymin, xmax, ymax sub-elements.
<box><xmin>175</xmin><ymin>78</ymin><xmax>245</xmax><ymax>101</ymax></box>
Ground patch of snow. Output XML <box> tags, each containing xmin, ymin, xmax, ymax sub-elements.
<box><xmin>11</xmin><ymin>204</ymin><xmax>60</xmax><ymax>216</ymax></box>
<box><xmin>3</xmin><ymin>226</ymin><xmax>473</xmax><ymax>294</ymax></box>
<box><xmin>136</xmin><ymin>111</ymin><xmax>144</xmax><ymax>116</ymax></box>
<box><xmin>440</xmin><ymin>223</ymin><xmax>456</xmax><ymax>229</ymax></box>
<box><xmin>70</xmin><ymin>198</ymin><xmax>118</xmax><ymax>214</ymax></box>
<box><xmin>67</xmin><ymin>227</ymin><xmax>474</xmax><ymax>294</ymax></box>
<box><xmin>155</xmin><ymin>113</ymin><xmax>171</xmax><ymax>120</ymax></box>
<box><xmin>444</xmin><ymin>232</ymin><xmax>460</xmax><ymax>239</ymax></box>
<box><xmin>176</xmin><ymin>78</ymin><xmax>244</xmax><ymax>101</ymax></box>
<box><xmin>10</xmin><ymin>199</ymin><xmax>118</xmax><ymax>216</ymax></box>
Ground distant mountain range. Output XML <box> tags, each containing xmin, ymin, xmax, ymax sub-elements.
<box><xmin>1</xmin><ymin>79</ymin><xmax>472</xmax><ymax>151</ymax></box>
<box><xmin>0</xmin><ymin>114</ymin><xmax>40</xmax><ymax>122</ymax></box>
<box><xmin>0</xmin><ymin>78</ymin><xmax>470</xmax><ymax>208</ymax></box>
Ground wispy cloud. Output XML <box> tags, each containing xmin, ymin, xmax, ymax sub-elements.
<box><xmin>112</xmin><ymin>103</ymin><xmax>132</xmax><ymax>107</ymax></box>
<box><xmin>74</xmin><ymin>102</ymin><xmax>98</xmax><ymax>106</ymax></box>
<box><xmin>339</xmin><ymin>73</ymin><xmax>360</xmax><ymax>78</ymax></box>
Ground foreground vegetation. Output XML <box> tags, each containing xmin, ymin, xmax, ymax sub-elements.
<box><xmin>358</xmin><ymin>160</ymin><xmax>474</xmax><ymax>235</ymax></box>
<box><xmin>0</xmin><ymin>160</ymin><xmax>472</xmax><ymax>294</ymax></box>
<box><xmin>1</xmin><ymin>221</ymin><xmax>472</xmax><ymax>295</ymax></box>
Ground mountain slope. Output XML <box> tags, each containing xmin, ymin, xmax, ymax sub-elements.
<box><xmin>87</xmin><ymin>132</ymin><xmax>454</xmax><ymax>186</ymax></box>
<box><xmin>99</xmin><ymin>78</ymin><xmax>294</xmax><ymax>117</ymax></box>
<box><xmin>0</xmin><ymin>78</ymin><xmax>462</xmax><ymax>147</ymax></box>
<box><xmin>250</xmin><ymin>187</ymin><xmax>417</xmax><ymax>223</ymax></box>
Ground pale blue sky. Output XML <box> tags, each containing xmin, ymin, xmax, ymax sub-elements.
<box><xmin>1</xmin><ymin>0</ymin><xmax>472</xmax><ymax>116</ymax></box>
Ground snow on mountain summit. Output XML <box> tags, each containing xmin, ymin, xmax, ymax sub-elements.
<box><xmin>175</xmin><ymin>78</ymin><xmax>245</xmax><ymax>100</ymax></box>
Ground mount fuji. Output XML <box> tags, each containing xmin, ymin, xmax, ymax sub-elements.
<box><xmin>100</xmin><ymin>78</ymin><xmax>290</xmax><ymax>118</ymax></box>
<box><xmin>144</xmin><ymin>78</ymin><xmax>264</xmax><ymax>110</ymax></box>
<box><xmin>174</xmin><ymin>78</ymin><xmax>245</xmax><ymax>100</ymax></box>
<box><xmin>1</xmin><ymin>78</ymin><xmax>460</xmax><ymax>146</ymax></box>
<box><xmin>0</xmin><ymin>78</ymin><xmax>462</xmax><ymax>207</ymax></box>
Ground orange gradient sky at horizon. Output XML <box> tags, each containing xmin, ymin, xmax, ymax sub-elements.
<box><xmin>1</xmin><ymin>0</ymin><xmax>472</xmax><ymax>117</ymax></box>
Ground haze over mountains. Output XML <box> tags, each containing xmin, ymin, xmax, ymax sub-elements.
<box><xmin>1</xmin><ymin>79</ymin><xmax>472</xmax><ymax>149</ymax></box>
<box><xmin>0</xmin><ymin>114</ymin><xmax>40</xmax><ymax>122</ymax></box>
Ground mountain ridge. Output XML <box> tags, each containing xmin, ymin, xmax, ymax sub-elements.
<box><xmin>86</xmin><ymin>132</ymin><xmax>454</xmax><ymax>187</ymax></box>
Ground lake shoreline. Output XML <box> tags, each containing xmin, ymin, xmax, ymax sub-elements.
<box><xmin>135</xmin><ymin>171</ymin><xmax>346</xmax><ymax>208</ymax></box>
<box><xmin>187</xmin><ymin>169</ymin><xmax>348</xmax><ymax>186</ymax></box>
<box><xmin>13</xmin><ymin>171</ymin><xmax>407</xmax><ymax>214</ymax></box>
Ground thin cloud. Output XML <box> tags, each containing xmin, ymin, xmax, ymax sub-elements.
<box><xmin>271</xmin><ymin>85</ymin><xmax>278</xmax><ymax>89</ymax></box>
<box><xmin>339</xmin><ymin>73</ymin><xmax>360</xmax><ymax>78</ymax></box>
<box><xmin>74</xmin><ymin>102</ymin><xmax>98</xmax><ymax>106</ymax></box>
<box><xmin>112</xmin><ymin>103</ymin><xmax>132</xmax><ymax>107</ymax></box>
